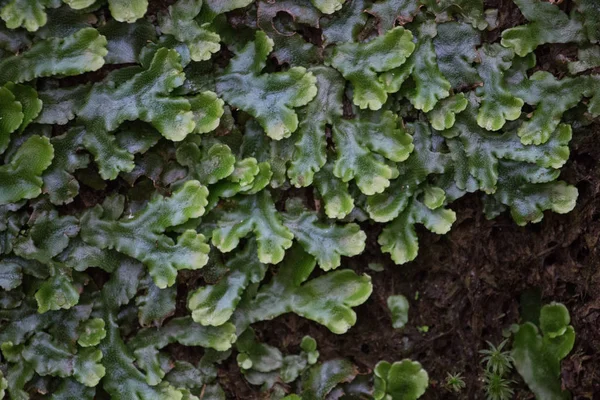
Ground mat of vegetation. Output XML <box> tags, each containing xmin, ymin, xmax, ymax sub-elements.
<box><xmin>0</xmin><ymin>0</ymin><xmax>598</xmax><ymax>398</ymax></box>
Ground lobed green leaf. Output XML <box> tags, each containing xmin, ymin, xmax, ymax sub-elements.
<box><xmin>328</xmin><ymin>26</ymin><xmax>415</xmax><ymax>110</ymax></box>
<box><xmin>0</xmin><ymin>28</ymin><xmax>107</xmax><ymax>84</ymax></box>
<box><xmin>81</xmin><ymin>180</ymin><xmax>210</xmax><ymax>288</ymax></box>
<box><xmin>0</xmin><ymin>135</ymin><xmax>54</xmax><ymax>205</ymax></box>
<box><xmin>216</xmin><ymin>31</ymin><xmax>317</xmax><ymax>140</ymax></box>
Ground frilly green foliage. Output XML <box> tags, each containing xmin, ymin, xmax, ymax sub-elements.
<box><xmin>374</xmin><ymin>359</ymin><xmax>429</xmax><ymax>400</ymax></box>
<box><xmin>158</xmin><ymin>0</ymin><xmax>220</xmax><ymax>62</ymax></box>
<box><xmin>0</xmin><ymin>0</ymin><xmax>592</xmax><ymax>398</ymax></box>
<box><xmin>0</xmin><ymin>28</ymin><xmax>107</xmax><ymax>84</ymax></box>
<box><xmin>302</xmin><ymin>359</ymin><xmax>357</xmax><ymax>398</ymax></box>
<box><xmin>380</xmin><ymin>19</ymin><xmax>451</xmax><ymax>112</ymax></box>
<box><xmin>501</xmin><ymin>0</ymin><xmax>585</xmax><ymax>57</ymax></box>
<box><xmin>0</xmin><ymin>135</ymin><xmax>54</xmax><ymax>205</ymax></box>
<box><xmin>328</xmin><ymin>26</ymin><xmax>415</xmax><ymax>110</ymax></box>
<box><xmin>0</xmin><ymin>83</ymin><xmax>41</xmax><ymax>153</ymax></box>
<box><xmin>81</xmin><ymin>181</ymin><xmax>210</xmax><ymax>288</ymax></box>
<box><xmin>333</xmin><ymin>109</ymin><xmax>413</xmax><ymax>195</ymax></box>
<box><xmin>216</xmin><ymin>31</ymin><xmax>318</xmax><ymax>140</ymax></box>
<box><xmin>108</xmin><ymin>0</ymin><xmax>148</xmax><ymax>23</ymax></box>
<box><xmin>188</xmin><ymin>240</ymin><xmax>265</xmax><ymax>326</ymax></box>
<box><xmin>282</xmin><ymin>198</ymin><xmax>367</xmax><ymax>271</ymax></box>
<box><xmin>288</xmin><ymin>66</ymin><xmax>341</xmax><ymax>187</ymax></box>
<box><xmin>236</xmin><ymin>328</ymin><xmax>319</xmax><ymax>387</ymax></box>
<box><xmin>475</xmin><ymin>44</ymin><xmax>524</xmax><ymax>131</ymax></box>
<box><xmin>387</xmin><ymin>294</ymin><xmax>410</xmax><ymax>329</ymax></box>
<box><xmin>211</xmin><ymin>190</ymin><xmax>294</xmax><ymax>264</ymax></box>
<box><xmin>43</xmin><ymin>126</ymin><xmax>89</xmax><ymax>204</ymax></box>
<box><xmin>77</xmin><ymin>47</ymin><xmax>195</xmax><ymax>179</ymax></box>
<box><xmin>232</xmin><ymin>245</ymin><xmax>372</xmax><ymax>335</ymax></box>
<box><xmin>512</xmin><ymin>302</ymin><xmax>575</xmax><ymax>400</ymax></box>
<box><xmin>0</xmin><ymin>0</ymin><xmax>61</xmax><ymax>32</ymax></box>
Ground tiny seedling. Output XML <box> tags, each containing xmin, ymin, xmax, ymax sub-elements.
<box><xmin>483</xmin><ymin>371</ymin><xmax>515</xmax><ymax>400</ymax></box>
<box><xmin>480</xmin><ymin>340</ymin><xmax>514</xmax><ymax>400</ymax></box>
<box><xmin>445</xmin><ymin>372</ymin><xmax>466</xmax><ymax>393</ymax></box>
<box><xmin>480</xmin><ymin>340</ymin><xmax>514</xmax><ymax>376</ymax></box>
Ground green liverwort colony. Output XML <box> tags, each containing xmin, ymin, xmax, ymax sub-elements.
<box><xmin>0</xmin><ymin>0</ymin><xmax>594</xmax><ymax>398</ymax></box>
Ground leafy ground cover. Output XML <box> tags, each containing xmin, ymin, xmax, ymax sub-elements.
<box><xmin>0</xmin><ymin>0</ymin><xmax>599</xmax><ymax>398</ymax></box>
